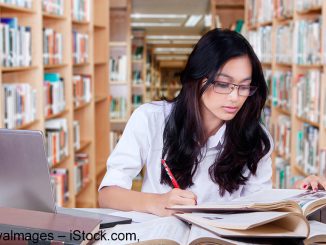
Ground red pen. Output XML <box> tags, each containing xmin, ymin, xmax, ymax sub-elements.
<box><xmin>161</xmin><ymin>159</ymin><xmax>180</xmax><ymax>188</ymax></box>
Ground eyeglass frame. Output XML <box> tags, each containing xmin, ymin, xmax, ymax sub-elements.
<box><xmin>212</xmin><ymin>79</ymin><xmax>258</xmax><ymax>97</ymax></box>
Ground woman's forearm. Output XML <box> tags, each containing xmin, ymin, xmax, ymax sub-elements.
<box><xmin>98</xmin><ymin>186</ymin><xmax>159</xmax><ymax>213</ymax></box>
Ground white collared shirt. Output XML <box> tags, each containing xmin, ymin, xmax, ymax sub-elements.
<box><xmin>99</xmin><ymin>101</ymin><xmax>274</xmax><ymax>203</ymax></box>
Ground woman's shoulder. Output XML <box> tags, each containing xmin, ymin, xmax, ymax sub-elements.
<box><xmin>134</xmin><ymin>100</ymin><xmax>174</xmax><ymax>118</ymax></box>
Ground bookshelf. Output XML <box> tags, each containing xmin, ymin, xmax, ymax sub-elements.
<box><xmin>93</xmin><ymin>0</ymin><xmax>110</xmax><ymax>205</ymax></box>
<box><xmin>109</xmin><ymin>0</ymin><xmax>131</xmax><ymax>131</ymax></box>
<box><xmin>0</xmin><ymin>0</ymin><xmax>109</xmax><ymax>208</ymax></box>
<box><xmin>131</xmin><ymin>29</ymin><xmax>146</xmax><ymax>112</ymax></box>
<box><xmin>244</xmin><ymin>0</ymin><xmax>326</xmax><ymax>188</ymax></box>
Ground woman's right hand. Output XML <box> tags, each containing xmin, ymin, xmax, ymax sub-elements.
<box><xmin>149</xmin><ymin>188</ymin><xmax>197</xmax><ymax>217</ymax></box>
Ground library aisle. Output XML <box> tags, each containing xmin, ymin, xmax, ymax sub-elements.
<box><xmin>1</xmin><ymin>0</ymin><xmax>325</xmax><ymax>208</ymax></box>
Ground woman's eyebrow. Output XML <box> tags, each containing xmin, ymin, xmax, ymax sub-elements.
<box><xmin>218</xmin><ymin>73</ymin><xmax>252</xmax><ymax>82</ymax></box>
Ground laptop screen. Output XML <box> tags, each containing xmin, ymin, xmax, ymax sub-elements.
<box><xmin>0</xmin><ymin>129</ymin><xmax>56</xmax><ymax>213</ymax></box>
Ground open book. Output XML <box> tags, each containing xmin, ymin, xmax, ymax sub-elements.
<box><xmin>170</xmin><ymin>189</ymin><xmax>326</xmax><ymax>217</ymax></box>
<box><xmin>94</xmin><ymin>215</ymin><xmax>323</xmax><ymax>245</ymax></box>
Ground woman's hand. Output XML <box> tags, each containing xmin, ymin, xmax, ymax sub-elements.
<box><xmin>149</xmin><ymin>188</ymin><xmax>197</xmax><ymax>217</ymax></box>
<box><xmin>293</xmin><ymin>175</ymin><xmax>326</xmax><ymax>191</ymax></box>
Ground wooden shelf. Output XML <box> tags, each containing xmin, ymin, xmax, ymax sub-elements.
<box><xmin>94</xmin><ymin>61</ymin><xmax>107</xmax><ymax>66</ymax></box>
<box><xmin>296</xmin><ymin>7</ymin><xmax>322</xmax><ymax>15</ymax></box>
<box><xmin>73</xmin><ymin>62</ymin><xmax>90</xmax><ymax>67</ymax></box>
<box><xmin>94</xmin><ymin>24</ymin><xmax>106</xmax><ymax>29</ymax></box>
<box><xmin>110</xmin><ymin>118</ymin><xmax>128</xmax><ymax>124</ymax></box>
<box><xmin>95</xmin><ymin>95</ymin><xmax>107</xmax><ymax>103</ymax></box>
<box><xmin>96</xmin><ymin>163</ymin><xmax>107</xmax><ymax>177</ymax></box>
<box><xmin>76</xmin><ymin>179</ymin><xmax>92</xmax><ymax>196</ymax></box>
<box><xmin>110</xmin><ymin>81</ymin><xmax>128</xmax><ymax>85</ymax></box>
<box><xmin>109</xmin><ymin>41</ymin><xmax>127</xmax><ymax>47</ymax></box>
<box><xmin>296</xmin><ymin>115</ymin><xmax>319</xmax><ymax>128</ymax></box>
<box><xmin>0</xmin><ymin>0</ymin><xmax>108</xmax><ymax>210</ymax></box>
<box><xmin>296</xmin><ymin>64</ymin><xmax>323</xmax><ymax>69</ymax></box>
<box><xmin>15</xmin><ymin>119</ymin><xmax>39</xmax><ymax>130</ymax></box>
<box><xmin>0</xmin><ymin>3</ymin><xmax>34</xmax><ymax>13</ymax></box>
<box><xmin>72</xmin><ymin>19</ymin><xmax>91</xmax><ymax>25</ymax></box>
<box><xmin>74</xmin><ymin>101</ymin><xmax>92</xmax><ymax>111</ymax></box>
<box><xmin>2</xmin><ymin>66</ymin><xmax>37</xmax><ymax>73</ymax></box>
<box><xmin>274</xmin><ymin>106</ymin><xmax>291</xmax><ymax>116</ymax></box>
<box><xmin>45</xmin><ymin>109</ymin><xmax>69</xmax><ymax>120</ymax></box>
<box><xmin>51</xmin><ymin>154</ymin><xmax>70</xmax><ymax>168</ymax></box>
<box><xmin>293</xmin><ymin>164</ymin><xmax>308</xmax><ymax>177</ymax></box>
<box><xmin>76</xmin><ymin>140</ymin><xmax>92</xmax><ymax>153</ymax></box>
<box><xmin>42</xmin><ymin>12</ymin><xmax>66</xmax><ymax>20</ymax></box>
<box><xmin>44</xmin><ymin>64</ymin><xmax>68</xmax><ymax>69</ymax></box>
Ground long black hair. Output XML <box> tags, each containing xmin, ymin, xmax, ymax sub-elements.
<box><xmin>160</xmin><ymin>28</ymin><xmax>271</xmax><ymax>196</ymax></box>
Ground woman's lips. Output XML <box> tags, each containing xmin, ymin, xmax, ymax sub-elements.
<box><xmin>222</xmin><ymin>106</ymin><xmax>238</xmax><ymax>113</ymax></box>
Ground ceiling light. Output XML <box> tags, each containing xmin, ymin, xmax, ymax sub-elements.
<box><xmin>156</xmin><ymin>55</ymin><xmax>188</xmax><ymax>61</ymax></box>
<box><xmin>154</xmin><ymin>48</ymin><xmax>193</xmax><ymax>54</ymax></box>
<box><xmin>184</xmin><ymin>15</ymin><xmax>202</xmax><ymax>27</ymax></box>
<box><xmin>204</xmin><ymin>14</ymin><xmax>212</xmax><ymax>27</ymax></box>
<box><xmin>172</xmin><ymin>40</ymin><xmax>198</xmax><ymax>44</ymax></box>
<box><xmin>131</xmin><ymin>13</ymin><xmax>187</xmax><ymax>19</ymax></box>
<box><xmin>147</xmin><ymin>40</ymin><xmax>171</xmax><ymax>44</ymax></box>
<box><xmin>147</xmin><ymin>35</ymin><xmax>201</xmax><ymax>40</ymax></box>
<box><xmin>131</xmin><ymin>23</ymin><xmax>181</xmax><ymax>27</ymax></box>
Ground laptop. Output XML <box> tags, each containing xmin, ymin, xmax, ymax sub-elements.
<box><xmin>0</xmin><ymin>129</ymin><xmax>131</xmax><ymax>228</ymax></box>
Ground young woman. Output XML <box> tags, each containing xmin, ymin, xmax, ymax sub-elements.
<box><xmin>99</xmin><ymin>28</ymin><xmax>326</xmax><ymax>216</ymax></box>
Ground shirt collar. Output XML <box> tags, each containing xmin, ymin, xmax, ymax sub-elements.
<box><xmin>207</xmin><ymin>123</ymin><xmax>226</xmax><ymax>149</ymax></box>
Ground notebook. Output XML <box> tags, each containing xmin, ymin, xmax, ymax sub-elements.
<box><xmin>0</xmin><ymin>129</ymin><xmax>131</xmax><ymax>228</ymax></box>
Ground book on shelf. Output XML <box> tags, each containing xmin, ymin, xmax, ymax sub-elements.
<box><xmin>0</xmin><ymin>0</ymin><xmax>32</xmax><ymax>9</ymax></box>
<box><xmin>0</xmin><ymin>17</ymin><xmax>31</xmax><ymax>67</ymax></box>
<box><xmin>274</xmin><ymin>115</ymin><xmax>291</xmax><ymax>159</ymax></box>
<box><xmin>109</xmin><ymin>55</ymin><xmax>127</xmax><ymax>81</ymax></box>
<box><xmin>109</xmin><ymin>131</ymin><xmax>122</xmax><ymax>153</ymax></box>
<box><xmin>42</xmin><ymin>0</ymin><xmax>64</xmax><ymax>16</ymax></box>
<box><xmin>73</xmin><ymin>120</ymin><xmax>81</xmax><ymax>150</ymax></box>
<box><xmin>295</xmin><ymin>70</ymin><xmax>321</xmax><ymax>124</ymax></box>
<box><xmin>43</xmin><ymin>28</ymin><xmax>63</xmax><ymax>65</ymax></box>
<box><xmin>168</xmin><ymin>189</ymin><xmax>326</xmax><ymax>240</ymax></box>
<box><xmin>74</xmin><ymin>153</ymin><xmax>90</xmax><ymax>194</ymax></box>
<box><xmin>44</xmin><ymin>73</ymin><xmax>66</xmax><ymax>116</ymax></box>
<box><xmin>45</xmin><ymin>118</ymin><xmax>68</xmax><ymax>166</ymax></box>
<box><xmin>275</xmin><ymin>22</ymin><xmax>293</xmax><ymax>64</ymax></box>
<box><xmin>319</xmin><ymin>149</ymin><xmax>326</xmax><ymax>178</ymax></box>
<box><xmin>72</xmin><ymin>30</ymin><xmax>89</xmax><ymax>64</ymax></box>
<box><xmin>293</xmin><ymin>18</ymin><xmax>321</xmax><ymax>65</ymax></box>
<box><xmin>110</xmin><ymin>97</ymin><xmax>127</xmax><ymax>119</ymax></box>
<box><xmin>275</xmin><ymin>157</ymin><xmax>291</xmax><ymax>189</ymax></box>
<box><xmin>274</xmin><ymin>0</ymin><xmax>294</xmax><ymax>19</ymax></box>
<box><xmin>0</xmin><ymin>207</ymin><xmax>101</xmax><ymax>245</ymax></box>
<box><xmin>73</xmin><ymin>74</ymin><xmax>92</xmax><ymax>107</ymax></box>
<box><xmin>272</xmin><ymin>70</ymin><xmax>292</xmax><ymax>110</ymax></box>
<box><xmin>50</xmin><ymin>168</ymin><xmax>69</xmax><ymax>207</ymax></box>
<box><xmin>71</xmin><ymin>0</ymin><xmax>90</xmax><ymax>22</ymax></box>
<box><xmin>296</xmin><ymin>123</ymin><xmax>319</xmax><ymax>175</ymax></box>
<box><xmin>247</xmin><ymin>26</ymin><xmax>272</xmax><ymax>64</ymax></box>
<box><xmin>296</xmin><ymin>0</ymin><xmax>323</xmax><ymax>12</ymax></box>
<box><xmin>2</xmin><ymin>83</ymin><xmax>36</xmax><ymax>129</ymax></box>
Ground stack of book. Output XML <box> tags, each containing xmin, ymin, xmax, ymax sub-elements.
<box><xmin>0</xmin><ymin>17</ymin><xmax>31</xmax><ymax>67</ymax></box>
<box><xmin>42</xmin><ymin>0</ymin><xmax>64</xmax><ymax>16</ymax></box>
<box><xmin>45</xmin><ymin>118</ymin><xmax>68</xmax><ymax>167</ymax></box>
<box><xmin>43</xmin><ymin>28</ymin><xmax>63</xmax><ymax>65</ymax></box>
<box><xmin>74</xmin><ymin>153</ymin><xmax>90</xmax><ymax>194</ymax></box>
<box><xmin>44</xmin><ymin>73</ymin><xmax>66</xmax><ymax>117</ymax></box>
<box><xmin>50</xmin><ymin>168</ymin><xmax>69</xmax><ymax>207</ymax></box>
<box><xmin>2</xmin><ymin>83</ymin><xmax>36</xmax><ymax>129</ymax></box>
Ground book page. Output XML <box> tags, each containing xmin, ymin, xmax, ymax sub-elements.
<box><xmin>307</xmin><ymin>220</ymin><xmax>326</xmax><ymax>239</ymax></box>
<box><xmin>236</xmin><ymin>189</ymin><xmax>305</xmax><ymax>203</ymax></box>
<box><xmin>94</xmin><ymin>216</ymin><xmax>190</xmax><ymax>245</ymax></box>
<box><xmin>285</xmin><ymin>191</ymin><xmax>326</xmax><ymax>215</ymax></box>
<box><xmin>177</xmin><ymin>212</ymin><xmax>291</xmax><ymax>230</ymax></box>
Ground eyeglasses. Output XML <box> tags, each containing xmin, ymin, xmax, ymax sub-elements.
<box><xmin>213</xmin><ymin>81</ymin><xmax>258</xmax><ymax>97</ymax></box>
